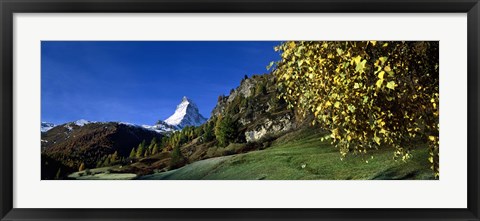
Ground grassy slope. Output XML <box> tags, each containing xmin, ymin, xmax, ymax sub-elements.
<box><xmin>140</xmin><ymin>129</ymin><xmax>435</xmax><ymax>180</ymax></box>
<box><xmin>68</xmin><ymin>166</ymin><xmax>138</xmax><ymax>180</ymax></box>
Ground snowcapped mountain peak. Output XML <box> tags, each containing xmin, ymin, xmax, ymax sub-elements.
<box><xmin>41</xmin><ymin>122</ymin><xmax>56</xmax><ymax>132</ymax></box>
<box><xmin>164</xmin><ymin>96</ymin><xmax>207</xmax><ymax>129</ymax></box>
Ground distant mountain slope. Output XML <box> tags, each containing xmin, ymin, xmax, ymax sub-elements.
<box><xmin>164</xmin><ymin>96</ymin><xmax>207</xmax><ymax>129</ymax></box>
<box><xmin>41</xmin><ymin>121</ymin><xmax>164</xmax><ymax>179</ymax></box>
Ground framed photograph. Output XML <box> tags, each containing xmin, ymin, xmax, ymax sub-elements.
<box><xmin>1</xmin><ymin>0</ymin><xmax>479</xmax><ymax>220</ymax></box>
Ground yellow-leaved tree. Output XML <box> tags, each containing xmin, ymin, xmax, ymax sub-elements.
<box><xmin>270</xmin><ymin>41</ymin><xmax>439</xmax><ymax>177</ymax></box>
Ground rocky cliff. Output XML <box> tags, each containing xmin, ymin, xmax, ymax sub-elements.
<box><xmin>210</xmin><ymin>74</ymin><xmax>296</xmax><ymax>143</ymax></box>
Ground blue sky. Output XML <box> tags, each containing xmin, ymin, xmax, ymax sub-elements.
<box><xmin>41</xmin><ymin>41</ymin><xmax>281</xmax><ymax>125</ymax></box>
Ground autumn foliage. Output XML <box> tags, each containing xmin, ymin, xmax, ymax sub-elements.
<box><xmin>271</xmin><ymin>41</ymin><xmax>439</xmax><ymax>176</ymax></box>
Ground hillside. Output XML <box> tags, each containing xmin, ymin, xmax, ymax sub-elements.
<box><xmin>140</xmin><ymin>128</ymin><xmax>434</xmax><ymax>180</ymax></box>
<box><xmin>41</xmin><ymin>121</ymin><xmax>163</xmax><ymax>179</ymax></box>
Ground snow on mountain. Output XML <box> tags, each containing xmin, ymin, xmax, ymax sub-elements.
<box><xmin>62</xmin><ymin>119</ymin><xmax>95</xmax><ymax>131</ymax></box>
<box><xmin>141</xmin><ymin>124</ymin><xmax>175</xmax><ymax>133</ymax></box>
<box><xmin>41</xmin><ymin>122</ymin><xmax>56</xmax><ymax>132</ymax></box>
<box><xmin>42</xmin><ymin>97</ymin><xmax>206</xmax><ymax>135</ymax></box>
<box><xmin>164</xmin><ymin>96</ymin><xmax>207</xmax><ymax>129</ymax></box>
<box><xmin>119</xmin><ymin>122</ymin><xmax>174</xmax><ymax>134</ymax></box>
<box><xmin>74</xmin><ymin>119</ymin><xmax>94</xmax><ymax>126</ymax></box>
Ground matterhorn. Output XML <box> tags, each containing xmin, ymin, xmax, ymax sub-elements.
<box><xmin>163</xmin><ymin>96</ymin><xmax>207</xmax><ymax>129</ymax></box>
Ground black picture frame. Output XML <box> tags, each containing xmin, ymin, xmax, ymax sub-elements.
<box><xmin>1</xmin><ymin>0</ymin><xmax>479</xmax><ymax>220</ymax></box>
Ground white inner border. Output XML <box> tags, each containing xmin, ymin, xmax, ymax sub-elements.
<box><xmin>13</xmin><ymin>13</ymin><xmax>467</xmax><ymax>208</ymax></box>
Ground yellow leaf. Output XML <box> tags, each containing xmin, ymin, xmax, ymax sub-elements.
<box><xmin>428</xmin><ymin>136</ymin><xmax>435</xmax><ymax>141</ymax></box>
<box><xmin>374</xmin><ymin>134</ymin><xmax>381</xmax><ymax>145</ymax></box>
<box><xmin>384</xmin><ymin>66</ymin><xmax>391</xmax><ymax>72</ymax></box>
<box><xmin>336</xmin><ymin>48</ymin><xmax>343</xmax><ymax>55</ymax></box>
<box><xmin>356</xmin><ymin>60</ymin><xmax>367</xmax><ymax>73</ymax></box>
<box><xmin>353</xmin><ymin>56</ymin><xmax>362</xmax><ymax>65</ymax></box>
<box><xmin>354</xmin><ymin>83</ymin><xmax>360</xmax><ymax>89</ymax></box>
<box><xmin>378</xmin><ymin>71</ymin><xmax>385</xmax><ymax>79</ymax></box>
<box><xmin>325</xmin><ymin>101</ymin><xmax>332</xmax><ymax>107</ymax></box>
<box><xmin>376</xmin><ymin>79</ymin><xmax>384</xmax><ymax>88</ymax></box>
<box><xmin>378</xmin><ymin>57</ymin><xmax>387</xmax><ymax>65</ymax></box>
<box><xmin>334</xmin><ymin>101</ymin><xmax>341</xmax><ymax>108</ymax></box>
<box><xmin>382</xmin><ymin>43</ymin><xmax>388</xmax><ymax>47</ymax></box>
<box><xmin>428</xmin><ymin>156</ymin><xmax>434</xmax><ymax>163</ymax></box>
<box><xmin>370</xmin><ymin>41</ymin><xmax>377</xmax><ymax>46</ymax></box>
<box><xmin>347</xmin><ymin>104</ymin><xmax>356</xmax><ymax>113</ymax></box>
<box><xmin>386</xmin><ymin>81</ymin><xmax>396</xmax><ymax>90</ymax></box>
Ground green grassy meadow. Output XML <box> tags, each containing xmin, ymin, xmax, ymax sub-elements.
<box><xmin>140</xmin><ymin>129</ymin><xmax>435</xmax><ymax>180</ymax></box>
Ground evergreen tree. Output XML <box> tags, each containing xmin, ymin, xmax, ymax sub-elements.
<box><xmin>215</xmin><ymin>115</ymin><xmax>238</xmax><ymax>147</ymax></box>
<box><xmin>152</xmin><ymin>143</ymin><xmax>159</xmax><ymax>155</ymax></box>
<box><xmin>203</xmin><ymin>121</ymin><xmax>215</xmax><ymax>142</ymax></box>
<box><xmin>170</xmin><ymin>146</ymin><xmax>186</xmax><ymax>169</ymax></box>
<box><xmin>144</xmin><ymin>148</ymin><xmax>150</xmax><ymax>157</ymax></box>
<box><xmin>129</xmin><ymin>147</ymin><xmax>136</xmax><ymax>158</ymax></box>
<box><xmin>148</xmin><ymin>137</ymin><xmax>157</xmax><ymax>152</ymax></box>
<box><xmin>111</xmin><ymin>151</ymin><xmax>118</xmax><ymax>163</ymax></box>
<box><xmin>136</xmin><ymin>141</ymin><xmax>145</xmax><ymax>158</ymax></box>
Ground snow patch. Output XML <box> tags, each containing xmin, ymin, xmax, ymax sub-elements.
<box><xmin>74</xmin><ymin>119</ymin><xmax>94</xmax><ymax>126</ymax></box>
<box><xmin>41</xmin><ymin>122</ymin><xmax>56</xmax><ymax>132</ymax></box>
<box><xmin>119</xmin><ymin>122</ymin><xmax>171</xmax><ymax>134</ymax></box>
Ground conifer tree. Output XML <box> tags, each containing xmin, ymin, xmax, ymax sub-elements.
<box><xmin>129</xmin><ymin>147</ymin><xmax>136</xmax><ymax>158</ymax></box>
<box><xmin>215</xmin><ymin>115</ymin><xmax>238</xmax><ymax>147</ymax></box>
<box><xmin>152</xmin><ymin>143</ymin><xmax>159</xmax><ymax>155</ymax></box>
<box><xmin>136</xmin><ymin>141</ymin><xmax>145</xmax><ymax>158</ymax></box>
<box><xmin>148</xmin><ymin>137</ymin><xmax>157</xmax><ymax>152</ymax></box>
<box><xmin>144</xmin><ymin>148</ymin><xmax>150</xmax><ymax>157</ymax></box>
<box><xmin>111</xmin><ymin>151</ymin><xmax>118</xmax><ymax>163</ymax></box>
